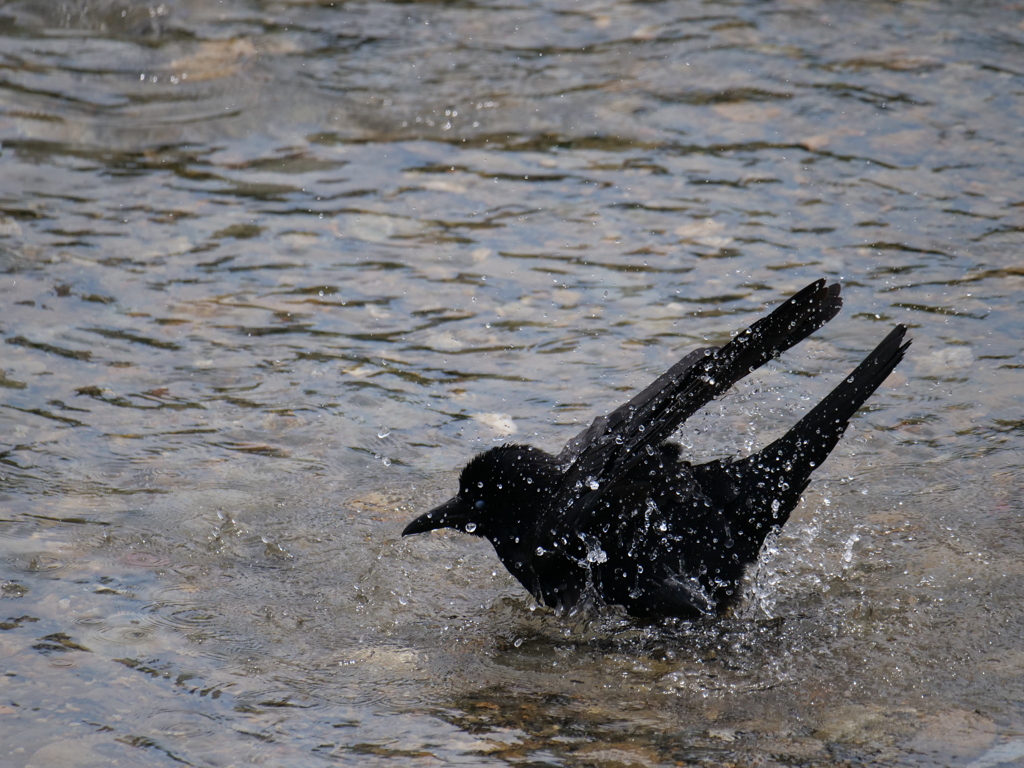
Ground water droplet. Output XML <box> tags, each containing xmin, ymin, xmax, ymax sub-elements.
<box><xmin>535</xmin><ymin>546</ymin><xmax>546</xmax><ymax>556</ymax></box>
<box><xmin>842</xmin><ymin>533</ymin><xmax>860</xmax><ymax>564</ymax></box>
<box><xmin>378</xmin><ymin>427</ymin><xmax>391</xmax><ymax>439</ymax></box>
<box><xmin>465</xmin><ymin>522</ymin><xmax>477</xmax><ymax>533</ymax></box>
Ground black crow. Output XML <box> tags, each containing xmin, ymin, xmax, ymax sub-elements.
<box><xmin>403</xmin><ymin>280</ymin><xmax>909</xmax><ymax>618</ymax></box>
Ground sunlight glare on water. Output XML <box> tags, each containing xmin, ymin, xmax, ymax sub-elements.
<box><xmin>0</xmin><ymin>0</ymin><xmax>1023</xmax><ymax>766</ymax></box>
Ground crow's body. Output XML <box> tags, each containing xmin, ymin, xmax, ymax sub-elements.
<box><xmin>403</xmin><ymin>280</ymin><xmax>909</xmax><ymax>618</ymax></box>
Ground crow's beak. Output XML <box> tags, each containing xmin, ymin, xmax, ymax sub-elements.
<box><xmin>402</xmin><ymin>496</ymin><xmax>471</xmax><ymax>536</ymax></box>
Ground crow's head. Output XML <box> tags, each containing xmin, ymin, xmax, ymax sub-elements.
<box><xmin>402</xmin><ymin>444</ymin><xmax>558</xmax><ymax>539</ymax></box>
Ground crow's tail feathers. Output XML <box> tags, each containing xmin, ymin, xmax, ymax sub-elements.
<box><xmin>696</xmin><ymin>324</ymin><xmax>910</xmax><ymax>564</ymax></box>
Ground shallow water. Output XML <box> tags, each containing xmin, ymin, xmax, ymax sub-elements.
<box><xmin>1</xmin><ymin>0</ymin><xmax>1023</xmax><ymax>765</ymax></box>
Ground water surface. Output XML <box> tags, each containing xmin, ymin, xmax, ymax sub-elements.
<box><xmin>1</xmin><ymin>1</ymin><xmax>1023</xmax><ymax>766</ymax></box>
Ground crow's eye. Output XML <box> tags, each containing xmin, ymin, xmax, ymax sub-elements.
<box><xmin>474</xmin><ymin>499</ymin><xmax>486</xmax><ymax>510</ymax></box>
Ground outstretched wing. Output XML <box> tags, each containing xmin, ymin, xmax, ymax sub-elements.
<box><xmin>556</xmin><ymin>346</ymin><xmax>715</xmax><ymax>466</ymax></box>
<box><xmin>546</xmin><ymin>279</ymin><xmax>844</xmax><ymax>533</ymax></box>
